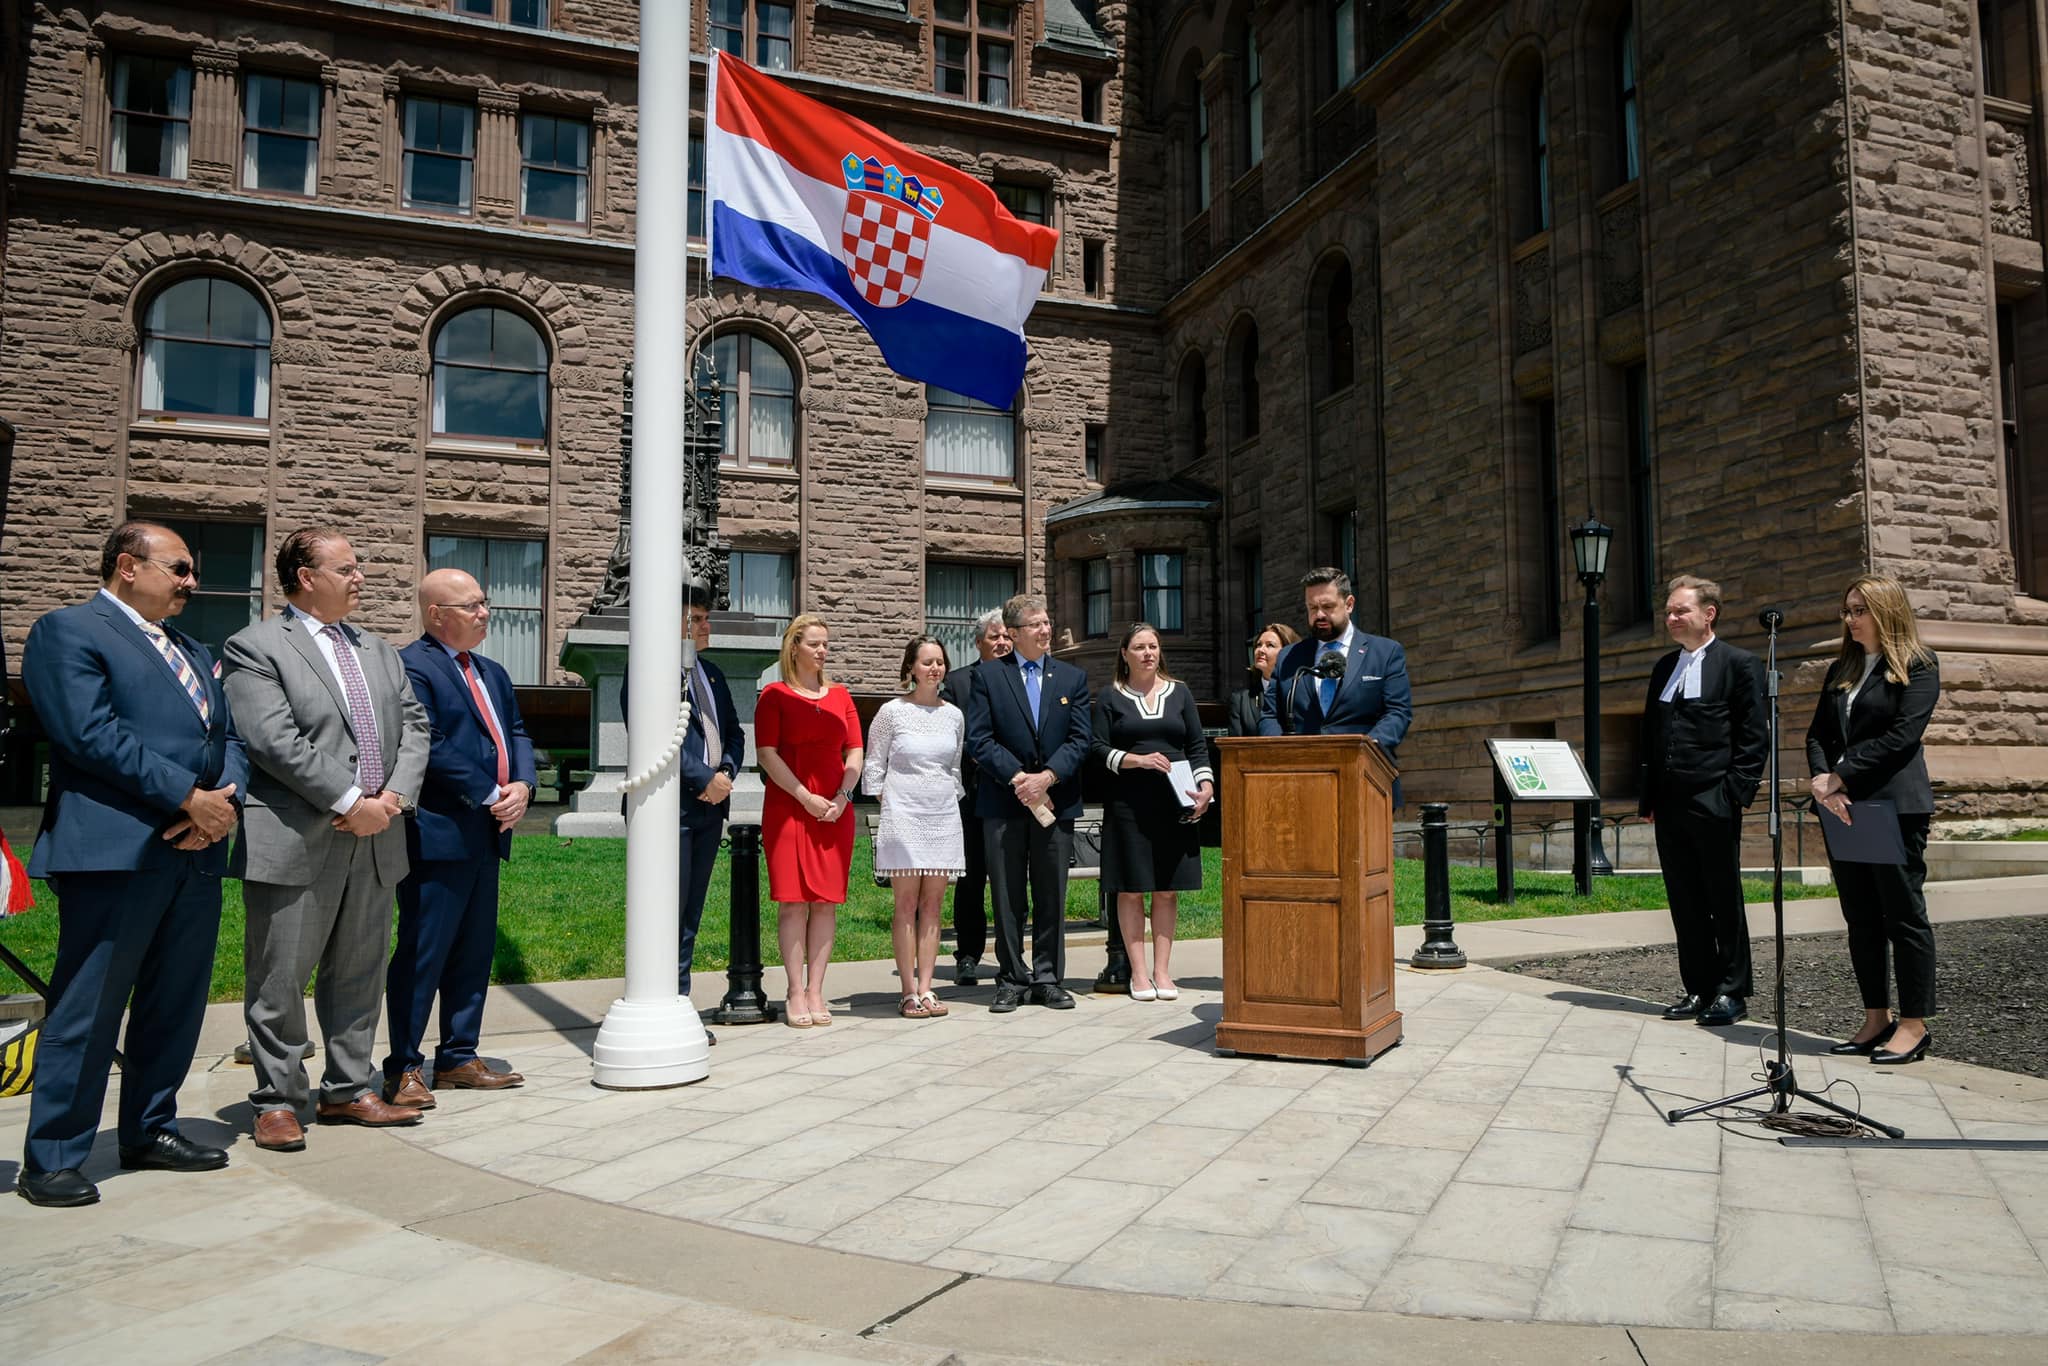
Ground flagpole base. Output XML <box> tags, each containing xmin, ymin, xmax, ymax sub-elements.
<box><xmin>591</xmin><ymin>995</ymin><xmax>711</xmax><ymax>1090</ymax></box>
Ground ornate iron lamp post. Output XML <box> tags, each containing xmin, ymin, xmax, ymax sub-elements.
<box><xmin>1569</xmin><ymin>517</ymin><xmax>1615</xmax><ymax>892</ymax></box>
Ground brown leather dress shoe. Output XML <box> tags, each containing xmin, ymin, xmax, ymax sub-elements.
<box><xmin>316</xmin><ymin>1093</ymin><xmax>424</xmax><ymax>1127</ymax></box>
<box><xmin>253</xmin><ymin>1109</ymin><xmax>307</xmax><ymax>1152</ymax></box>
<box><xmin>432</xmin><ymin>1059</ymin><xmax>524</xmax><ymax>1090</ymax></box>
<box><xmin>386</xmin><ymin>1068</ymin><xmax>437</xmax><ymax>1109</ymax></box>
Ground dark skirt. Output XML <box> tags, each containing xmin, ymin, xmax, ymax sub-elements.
<box><xmin>1101</xmin><ymin>789</ymin><xmax>1202</xmax><ymax>895</ymax></box>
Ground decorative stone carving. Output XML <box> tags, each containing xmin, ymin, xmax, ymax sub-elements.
<box><xmin>1513</xmin><ymin>245</ymin><xmax>1552</xmax><ymax>354</ymax></box>
<box><xmin>590</xmin><ymin>362</ymin><xmax>726</xmax><ymax>614</ymax></box>
<box><xmin>74</xmin><ymin>320</ymin><xmax>137</xmax><ymax>351</ymax></box>
<box><xmin>1599</xmin><ymin>194</ymin><xmax>1643</xmax><ymax>315</ymax></box>
<box><xmin>269</xmin><ymin>338</ymin><xmax>329</xmax><ymax>366</ymax></box>
<box><xmin>1988</xmin><ymin>119</ymin><xmax>2034</xmax><ymax>240</ymax></box>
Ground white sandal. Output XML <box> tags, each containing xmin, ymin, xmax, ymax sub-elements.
<box><xmin>919</xmin><ymin>991</ymin><xmax>949</xmax><ymax>1018</ymax></box>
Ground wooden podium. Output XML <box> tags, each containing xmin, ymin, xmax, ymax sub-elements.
<box><xmin>1214</xmin><ymin>735</ymin><xmax>1402</xmax><ymax>1064</ymax></box>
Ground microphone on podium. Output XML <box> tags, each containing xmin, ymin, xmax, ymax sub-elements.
<box><xmin>1756</xmin><ymin>605</ymin><xmax>1786</xmax><ymax>631</ymax></box>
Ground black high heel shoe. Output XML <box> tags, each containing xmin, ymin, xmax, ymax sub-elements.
<box><xmin>1827</xmin><ymin>1022</ymin><xmax>1896</xmax><ymax>1056</ymax></box>
<box><xmin>1871</xmin><ymin>1031</ymin><xmax>1932</xmax><ymax>1066</ymax></box>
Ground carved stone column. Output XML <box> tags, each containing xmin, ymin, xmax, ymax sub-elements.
<box><xmin>318</xmin><ymin>64</ymin><xmax>341</xmax><ymax>192</ymax></box>
<box><xmin>477</xmin><ymin>89</ymin><xmax>520</xmax><ymax>220</ymax></box>
<box><xmin>381</xmin><ymin>74</ymin><xmax>403</xmax><ymax>205</ymax></box>
<box><xmin>82</xmin><ymin>38</ymin><xmax>107</xmax><ymax>166</ymax></box>
<box><xmin>189</xmin><ymin>47</ymin><xmax>239</xmax><ymax>188</ymax></box>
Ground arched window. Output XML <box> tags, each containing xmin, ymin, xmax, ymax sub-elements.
<box><xmin>925</xmin><ymin>384</ymin><xmax>1016</xmax><ymax>482</ymax></box>
<box><xmin>139</xmin><ymin>276</ymin><xmax>272</xmax><ymax>420</ymax></box>
<box><xmin>1528</xmin><ymin>79</ymin><xmax>1550</xmax><ymax>234</ymax></box>
<box><xmin>710</xmin><ymin>330</ymin><xmax>797</xmax><ymax>467</ymax></box>
<box><xmin>1504</xmin><ymin>57</ymin><xmax>1550</xmax><ymax>241</ymax></box>
<box><xmin>431</xmin><ymin>306</ymin><xmax>548</xmax><ymax>443</ymax></box>
<box><xmin>1307</xmin><ymin>257</ymin><xmax>1355</xmax><ymax>400</ymax></box>
<box><xmin>1176</xmin><ymin>352</ymin><xmax>1208</xmax><ymax>463</ymax></box>
<box><xmin>1192</xmin><ymin>72</ymin><xmax>1212</xmax><ymax>214</ymax></box>
<box><xmin>1228</xmin><ymin>319</ymin><xmax>1260</xmax><ymax>443</ymax></box>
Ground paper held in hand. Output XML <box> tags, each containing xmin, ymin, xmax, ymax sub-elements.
<box><xmin>1168</xmin><ymin>759</ymin><xmax>1198</xmax><ymax>808</ymax></box>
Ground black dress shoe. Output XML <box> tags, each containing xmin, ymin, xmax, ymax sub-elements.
<box><xmin>989</xmin><ymin>983</ymin><xmax>1026</xmax><ymax>1013</ymax></box>
<box><xmin>1697</xmin><ymin>995</ymin><xmax>1747</xmax><ymax>1027</ymax></box>
<box><xmin>1828</xmin><ymin>1023</ymin><xmax>1897</xmax><ymax>1056</ymax></box>
<box><xmin>120</xmin><ymin>1130</ymin><xmax>230</xmax><ymax>1173</ymax></box>
<box><xmin>1662</xmin><ymin>993</ymin><xmax>1706</xmax><ymax>1020</ymax></box>
<box><xmin>955</xmin><ymin>959</ymin><xmax>981</xmax><ymax>987</ymax></box>
<box><xmin>1871</xmin><ymin>1031</ymin><xmax>1932</xmax><ymax>1066</ymax></box>
<box><xmin>1030</xmin><ymin>984</ymin><xmax>1076</xmax><ymax>1010</ymax></box>
<box><xmin>17</xmin><ymin>1169</ymin><xmax>100</xmax><ymax>1207</ymax></box>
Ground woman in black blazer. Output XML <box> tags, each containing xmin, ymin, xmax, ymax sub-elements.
<box><xmin>1805</xmin><ymin>573</ymin><xmax>1940</xmax><ymax>1065</ymax></box>
<box><xmin>1226</xmin><ymin>622</ymin><xmax>1299</xmax><ymax>737</ymax></box>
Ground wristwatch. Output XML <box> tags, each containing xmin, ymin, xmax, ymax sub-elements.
<box><xmin>390</xmin><ymin>791</ymin><xmax>416</xmax><ymax>814</ymax></box>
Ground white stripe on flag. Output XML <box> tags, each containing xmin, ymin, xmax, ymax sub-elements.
<box><xmin>711</xmin><ymin>128</ymin><xmax>1047</xmax><ymax>334</ymax></box>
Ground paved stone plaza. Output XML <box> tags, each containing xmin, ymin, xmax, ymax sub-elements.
<box><xmin>5</xmin><ymin>882</ymin><xmax>2048</xmax><ymax>1364</ymax></box>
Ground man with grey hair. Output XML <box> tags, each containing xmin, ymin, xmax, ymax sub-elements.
<box><xmin>965</xmin><ymin>593</ymin><xmax>1091</xmax><ymax>1011</ymax></box>
<box><xmin>939</xmin><ymin>608</ymin><xmax>1011</xmax><ymax>984</ymax></box>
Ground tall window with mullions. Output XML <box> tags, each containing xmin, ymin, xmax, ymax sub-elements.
<box><xmin>140</xmin><ymin>277</ymin><xmax>272</xmax><ymax>421</ymax></box>
<box><xmin>242</xmin><ymin>73</ymin><xmax>320</xmax><ymax>196</ymax></box>
<box><xmin>425</xmin><ymin>535</ymin><xmax>546</xmax><ymax>684</ymax></box>
<box><xmin>520</xmin><ymin>113</ymin><xmax>590</xmax><ymax>223</ymax></box>
<box><xmin>156</xmin><ymin>519</ymin><xmax>265</xmax><ymax>657</ymax></box>
<box><xmin>402</xmin><ymin>96</ymin><xmax>475</xmax><ymax>213</ymax></box>
<box><xmin>1141</xmin><ymin>553</ymin><xmax>1185</xmax><ymax>632</ymax></box>
<box><xmin>926</xmin><ymin>562</ymin><xmax>1017</xmax><ymax>668</ymax></box>
<box><xmin>110</xmin><ymin>55</ymin><xmax>191</xmax><ymax>179</ymax></box>
<box><xmin>431</xmin><ymin>308</ymin><xmax>549</xmax><ymax>444</ymax></box>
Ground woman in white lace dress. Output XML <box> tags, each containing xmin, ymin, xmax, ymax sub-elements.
<box><xmin>863</xmin><ymin>635</ymin><xmax>966</xmax><ymax>1018</ymax></box>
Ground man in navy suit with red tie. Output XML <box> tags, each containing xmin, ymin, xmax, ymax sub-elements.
<box><xmin>382</xmin><ymin>568</ymin><xmax>537</xmax><ymax>1108</ymax></box>
<box><xmin>17</xmin><ymin>522</ymin><xmax>246</xmax><ymax>1207</ymax></box>
<box><xmin>1260</xmin><ymin>567</ymin><xmax>1413</xmax><ymax>804</ymax></box>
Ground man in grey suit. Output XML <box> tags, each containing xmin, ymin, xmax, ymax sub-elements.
<box><xmin>223</xmin><ymin>527</ymin><xmax>430</xmax><ymax>1151</ymax></box>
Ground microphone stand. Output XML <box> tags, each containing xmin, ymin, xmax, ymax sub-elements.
<box><xmin>1666</xmin><ymin>609</ymin><xmax>1901</xmax><ymax>1137</ymax></box>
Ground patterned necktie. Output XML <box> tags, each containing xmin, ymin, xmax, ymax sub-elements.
<box><xmin>457</xmin><ymin>651</ymin><xmax>512</xmax><ymax>788</ymax></box>
<box><xmin>323</xmin><ymin>623</ymin><xmax>386</xmax><ymax>794</ymax></box>
<box><xmin>138</xmin><ymin>621</ymin><xmax>209</xmax><ymax>724</ymax></box>
<box><xmin>1318</xmin><ymin>643</ymin><xmax>1344</xmax><ymax>716</ymax></box>
<box><xmin>1022</xmin><ymin>657</ymin><xmax>1042</xmax><ymax>729</ymax></box>
<box><xmin>691</xmin><ymin>659</ymin><xmax>722</xmax><ymax>770</ymax></box>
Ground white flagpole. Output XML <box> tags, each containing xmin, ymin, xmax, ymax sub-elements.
<box><xmin>592</xmin><ymin>0</ymin><xmax>710</xmax><ymax>1089</ymax></box>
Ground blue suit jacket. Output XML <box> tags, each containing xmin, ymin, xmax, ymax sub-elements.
<box><xmin>966</xmin><ymin>652</ymin><xmax>1092</xmax><ymax>821</ymax></box>
<box><xmin>400</xmin><ymin>636</ymin><xmax>538</xmax><ymax>863</ymax></box>
<box><xmin>620</xmin><ymin>655</ymin><xmax>746</xmax><ymax>826</ymax></box>
<box><xmin>25</xmin><ymin>594</ymin><xmax>248</xmax><ymax>877</ymax></box>
<box><xmin>1259</xmin><ymin>631</ymin><xmax>1413</xmax><ymax>802</ymax></box>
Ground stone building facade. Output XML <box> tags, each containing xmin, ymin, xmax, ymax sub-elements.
<box><xmin>3</xmin><ymin>0</ymin><xmax>2046</xmax><ymax>820</ymax></box>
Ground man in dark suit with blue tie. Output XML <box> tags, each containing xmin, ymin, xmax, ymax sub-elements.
<box><xmin>965</xmin><ymin>593</ymin><xmax>1092</xmax><ymax>1012</ymax></box>
<box><xmin>382</xmin><ymin>568</ymin><xmax>539</xmax><ymax>1108</ymax></box>
<box><xmin>1260</xmin><ymin>567</ymin><xmax>1413</xmax><ymax>803</ymax></box>
<box><xmin>16</xmin><ymin>522</ymin><xmax>247</xmax><ymax>1207</ymax></box>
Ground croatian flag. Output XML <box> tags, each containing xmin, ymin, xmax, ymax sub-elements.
<box><xmin>707</xmin><ymin>52</ymin><xmax>1058</xmax><ymax>409</ymax></box>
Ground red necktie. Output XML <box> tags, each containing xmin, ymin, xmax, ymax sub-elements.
<box><xmin>457</xmin><ymin>651</ymin><xmax>512</xmax><ymax>787</ymax></box>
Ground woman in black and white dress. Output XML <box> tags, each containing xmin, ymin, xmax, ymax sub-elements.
<box><xmin>863</xmin><ymin>635</ymin><xmax>965</xmax><ymax>1019</ymax></box>
<box><xmin>1092</xmin><ymin>623</ymin><xmax>1213</xmax><ymax>1001</ymax></box>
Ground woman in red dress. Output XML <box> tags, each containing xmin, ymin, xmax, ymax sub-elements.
<box><xmin>756</xmin><ymin>613</ymin><xmax>864</xmax><ymax>1027</ymax></box>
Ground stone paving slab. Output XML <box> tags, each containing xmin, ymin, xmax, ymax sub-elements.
<box><xmin>7</xmin><ymin>888</ymin><xmax>2048</xmax><ymax>1361</ymax></box>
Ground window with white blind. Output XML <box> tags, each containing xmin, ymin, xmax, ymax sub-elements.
<box><xmin>710</xmin><ymin>332</ymin><xmax>797</xmax><ymax>467</ymax></box>
<box><xmin>1141</xmin><ymin>552</ymin><xmax>1184</xmax><ymax>632</ymax></box>
<box><xmin>730</xmin><ymin>549</ymin><xmax>796</xmax><ymax>630</ymax></box>
<box><xmin>1084</xmin><ymin>558</ymin><xmax>1111</xmax><ymax>638</ymax></box>
<box><xmin>925</xmin><ymin>385</ymin><xmax>1016</xmax><ymax>482</ymax></box>
<box><xmin>431</xmin><ymin>307</ymin><xmax>549</xmax><ymax>444</ymax></box>
<box><xmin>140</xmin><ymin>277</ymin><xmax>273</xmax><ymax>421</ymax></box>
<box><xmin>425</xmin><ymin>534</ymin><xmax>546</xmax><ymax>684</ymax></box>
<box><xmin>242</xmin><ymin>73</ymin><xmax>320</xmax><ymax>196</ymax></box>
<box><xmin>926</xmin><ymin>561</ymin><xmax>1017</xmax><ymax>668</ymax></box>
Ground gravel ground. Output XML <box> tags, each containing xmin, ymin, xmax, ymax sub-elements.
<box><xmin>1495</xmin><ymin>915</ymin><xmax>2048</xmax><ymax>1079</ymax></box>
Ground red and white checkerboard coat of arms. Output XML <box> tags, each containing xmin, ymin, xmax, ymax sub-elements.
<box><xmin>839</xmin><ymin>155</ymin><xmax>942</xmax><ymax>309</ymax></box>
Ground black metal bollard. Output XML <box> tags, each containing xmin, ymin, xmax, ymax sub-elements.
<box><xmin>711</xmin><ymin>823</ymin><xmax>781</xmax><ymax>1024</ymax></box>
<box><xmin>1410</xmin><ymin>803</ymin><xmax>1467</xmax><ymax>969</ymax></box>
<box><xmin>1094</xmin><ymin>880</ymin><xmax>1131</xmax><ymax>992</ymax></box>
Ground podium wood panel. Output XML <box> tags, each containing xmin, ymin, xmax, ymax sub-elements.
<box><xmin>1216</xmin><ymin>735</ymin><xmax>1402</xmax><ymax>1064</ymax></box>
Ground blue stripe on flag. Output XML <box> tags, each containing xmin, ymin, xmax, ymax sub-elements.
<box><xmin>711</xmin><ymin>203</ymin><xmax>1027</xmax><ymax>410</ymax></box>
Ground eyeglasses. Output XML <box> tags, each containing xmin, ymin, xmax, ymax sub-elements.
<box><xmin>141</xmin><ymin>557</ymin><xmax>195</xmax><ymax>579</ymax></box>
<box><xmin>1841</xmin><ymin>604</ymin><xmax>1871</xmax><ymax>620</ymax></box>
<box><xmin>319</xmin><ymin>562</ymin><xmax>366</xmax><ymax>580</ymax></box>
<box><xmin>432</xmin><ymin>598</ymin><xmax>490</xmax><ymax>614</ymax></box>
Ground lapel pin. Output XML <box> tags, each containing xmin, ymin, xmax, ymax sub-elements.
<box><xmin>1059</xmin><ymin>696</ymin><xmax>1068</xmax><ymax>705</ymax></box>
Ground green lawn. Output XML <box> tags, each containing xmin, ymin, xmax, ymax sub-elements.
<box><xmin>0</xmin><ymin>835</ymin><xmax>1833</xmax><ymax>1004</ymax></box>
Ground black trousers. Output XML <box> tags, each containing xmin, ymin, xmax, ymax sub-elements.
<box><xmin>952</xmin><ymin>793</ymin><xmax>988</xmax><ymax>962</ymax></box>
<box><xmin>1832</xmin><ymin>812</ymin><xmax>1936</xmax><ymax>1018</ymax></box>
<box><xmin>1654</xmin><ymin>804</ymin><xmax>1754</xmax><ymax>999</ymax></box>
<box><xmin>983</xmin><ymin>816</ymin><xmax>1071</xmax><ymax>988</ymax></box>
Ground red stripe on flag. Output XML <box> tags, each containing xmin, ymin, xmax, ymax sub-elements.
<box><xmin>714</xmin><ymin>52</ymin><xmax>1056</xmax><ymax>271</ymax></box>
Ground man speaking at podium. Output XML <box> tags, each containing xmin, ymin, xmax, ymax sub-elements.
<box><xmin>1638</xmin><ymin>574</ymin><xmax>1767</xmax><ymax>1028</ymax></box>
<box><xmin>1259</xmin><ymin>567</ymin><xmax>1413</xmax><ymax>804</ymax></box>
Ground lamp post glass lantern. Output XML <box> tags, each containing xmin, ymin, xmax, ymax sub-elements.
<box><xmin>1569</xmin><ymin>517</ymin><xmax>1615</xmax><ymax>883</ymax></box>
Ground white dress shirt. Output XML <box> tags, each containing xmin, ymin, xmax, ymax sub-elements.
<box><xmin>1658</xmin><ymin>634</ymin><xmax>1717</xmax><ymax>703</ymax></box>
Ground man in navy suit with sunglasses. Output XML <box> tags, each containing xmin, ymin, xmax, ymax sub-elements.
<box><xmin>17</xmin><ymin>522</ymin><xmax>246</xmax><ymax>1206</ymax></box>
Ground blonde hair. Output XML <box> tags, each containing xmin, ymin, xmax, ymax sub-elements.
<box><xmin>1830</xmin><ymin>573</ymin><xmax>1935</xmax><ymax>691</ymax></box>
<box><xmin>778</xmin><ymin>613</ymin><xmax>831</xmax><ymax>686</ymax></box>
